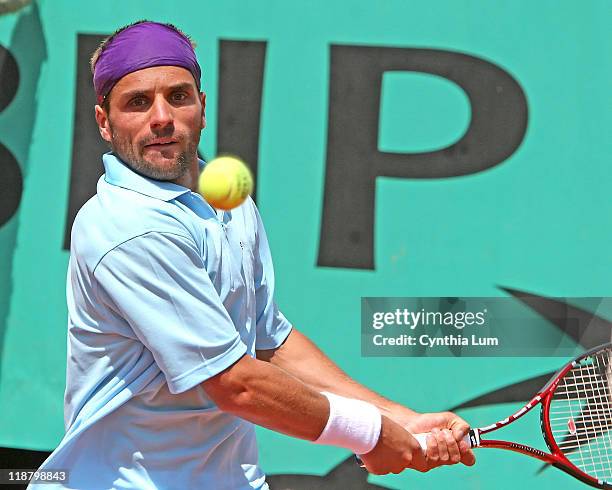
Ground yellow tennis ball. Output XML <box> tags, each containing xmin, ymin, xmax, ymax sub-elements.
<box><xmin>198</xmin><ymin>156</ymin><xmax>254</xmax><ymax>210</ymax></box>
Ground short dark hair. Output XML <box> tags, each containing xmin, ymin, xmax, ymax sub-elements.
<box><xmin>90</xmin><ymin>20</ymin><xmax>197</xmax><ymax>111</ymax></box>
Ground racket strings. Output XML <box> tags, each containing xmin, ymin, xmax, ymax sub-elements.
<box><xmin>550</xmin><ymin>404</ymin><xmax>610</xmax><ymax>416</ymax></box>
<box><xmin>549</xmin><ymin>348</ymin><xmax>612</xmax><ymax>481</ymax></box>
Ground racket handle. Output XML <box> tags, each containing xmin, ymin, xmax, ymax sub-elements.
<box><xmin>355</xmin><ymin>430</ymin><xmax>475</xmax><ymax>468</ymax></box>
<box><xmin>413</xmin><ymin>433</ymin><xmax>429</xmax><ymax>451</ymax></box>
<box><xmin>413</xmin><ymin>431</ymin><xmax>474</xmax><ymax>451</ymax></box>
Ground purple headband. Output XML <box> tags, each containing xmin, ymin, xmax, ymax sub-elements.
<box><xmin>93</xmin><ymin>21</ymin><xmax>201</xmax><ymax>104</ymax></box>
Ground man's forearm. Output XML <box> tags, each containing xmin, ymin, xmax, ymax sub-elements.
<box><xmin>203</xmin><ymin>353</ymin><xmax>329</xmax><ymax>440</ymax></box>
<box><xmin>256</xmin><ymin>329</ymin><xmax>417</xmax><ymax>419</ymax></box>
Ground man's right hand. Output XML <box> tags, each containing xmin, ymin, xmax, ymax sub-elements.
<box><xmin>359</xmin><ymin>415</ymin><xmax>429</xmax><ymax>474</ymax></box>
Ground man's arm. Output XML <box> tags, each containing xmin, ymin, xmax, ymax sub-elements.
<box><xmin>256</xmin><ymin>328</ymin><xmax>475</xmax><ymax>466</ymax></box>
<box><xmin>256</xmin><ymin>328</ymin><xmax>415</xmax><ymax>420</ymax></box>
<box><xmin>203</xmin><ymin>352</ymin><xmax>328</xmax><ymax>440</ymax></box>
<box><xmin>202</xmin><ymin>353</ymin><xmax>431</xmax><ymax>475</ymax></box>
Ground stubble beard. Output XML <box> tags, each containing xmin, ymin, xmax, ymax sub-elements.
<box><xmin>108</xmin><ymin>123</ymin><xmax>197</xmax><ymax>182</ymax></box>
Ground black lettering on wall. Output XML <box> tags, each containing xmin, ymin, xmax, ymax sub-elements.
<box><xmin>217</xmin><ymin>40</ymin><xmax>267</xmax><ymax>199</ymax></box>
<box><xmin>318</xmin><ymin>46</ymin><xmax>528</xmax><ymax>269</ymax></box>
<box><xmin>63</xmin><ymin>34</ymin><xmax>107</xmax><ymax>249</ymax></box>
<box><xmin>0</xmin><ymin>45</ymin><xmax>22</xmax><ymax>227</ymax></box>
<box><xmin>0</xmin><ymin>44</ymin><xmax>19</xmax><ymax>111</ymax></box>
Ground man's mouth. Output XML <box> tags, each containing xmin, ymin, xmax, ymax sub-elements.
<box><xmin>144</xmin><ymin>138</ymin><xmax>179</xmax><ymax>149</ymax></box>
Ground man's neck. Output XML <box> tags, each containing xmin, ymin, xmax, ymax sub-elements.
<box><xmin>172</xmin><ymin>157</ymin><xmax>200</xmax><ymax>192</ymax></box>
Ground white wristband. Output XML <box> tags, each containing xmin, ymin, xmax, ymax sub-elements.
<box><xmin>314</xmin><ymin>391</ymin><xmax>382</xmax><ymax>455</ymax></box>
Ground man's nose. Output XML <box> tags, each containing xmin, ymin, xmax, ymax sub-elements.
<box><xmin>149</xmin><ymin>96</ymin><xmax>174</xmax><ymax>130</ymax></box>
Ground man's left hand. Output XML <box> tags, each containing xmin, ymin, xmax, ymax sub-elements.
<box><xmin>381</xmin><ymin>406</ymin><xmax>476</xmax><ymax>468</ymax></box>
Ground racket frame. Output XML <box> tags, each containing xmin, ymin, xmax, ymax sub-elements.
<box><xmin>469</xmin><ymin>344</ymin><xmax>612</xmax><ymax>489</ymax></box>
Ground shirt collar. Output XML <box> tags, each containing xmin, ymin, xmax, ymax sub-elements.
<box><xmin>103</xmin><ymin>152</ymin><xmax>205</xmax><ymax>202</ymax></box>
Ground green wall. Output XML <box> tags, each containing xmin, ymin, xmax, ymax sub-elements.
<box><xmin>0</xmin><ymin>1</ymin><xmax>611</xmax><ymax>488</ymax></box>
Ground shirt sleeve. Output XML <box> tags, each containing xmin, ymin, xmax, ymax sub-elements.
<box><xmin>252</xmin><ymin>205</ymin><xmax>293</xmax><ymax>350</ymax></box>
<box><xmin>93</xmin><ymin>231</ymin><xmax>247</xmax><ymax>394</ymax></box>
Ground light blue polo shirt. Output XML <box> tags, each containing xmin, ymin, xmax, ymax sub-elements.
<box><xmin>30</xmin><ymin>153</ymin><xmax>292</xmax><ymax>490</ymax></box>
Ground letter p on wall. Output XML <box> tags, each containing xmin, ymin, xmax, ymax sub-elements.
<box><xmin>318</xmin><ymin>46</ymin><xmax>528</xmax><ymax>270</ymax></box>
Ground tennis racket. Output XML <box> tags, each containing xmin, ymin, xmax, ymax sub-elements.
<box><xmin>436</xmin><ymin>343</ymin><xmax>612</xmax><ymax>487</ymax></box>
<box><xmin>362</xmin><ymin>343</ymin><xmax>612</xmax><ymax>488</ymax></box>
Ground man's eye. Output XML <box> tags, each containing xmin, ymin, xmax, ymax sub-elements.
<box><xmin>129</xmin><ymin>97</ymin><xmax>147</xmax><ymax>107</ymax></box>
<box><xmin>172</xmin><ymin>92</ymin><xmax>188</xmax><ymax>102</ymax></box>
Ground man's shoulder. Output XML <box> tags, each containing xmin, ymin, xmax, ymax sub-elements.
<box><xmin>70</xmin><ymin>183</ymin><xmax>196</xmax><ymax>269</ymax></box>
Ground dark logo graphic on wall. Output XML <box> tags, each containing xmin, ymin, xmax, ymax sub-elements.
<box><xmin>0</xmin><ymin>1</ymin><xmax>45</xmax><ymax>228</ymax></box>
<box><xmin>318</xmin><ymin>47</ymin><xmax>528</xmax><ymax>270</ymax></box>
<box><xmin>0</xmin><ymin>44</ymin><xmax>22</xmax><ymax>227</ymax></box>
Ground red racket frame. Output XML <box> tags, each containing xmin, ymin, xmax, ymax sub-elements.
<box><xmin>469</xmin><ymin>345</ymin><xmax>612</xmax><ymax>489</ymax></box>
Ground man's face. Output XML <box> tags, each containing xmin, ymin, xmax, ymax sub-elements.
<box><xmin>95</xmin><ymin>66</ymin><xmax>206</xmax><ymax>181</ymax></box>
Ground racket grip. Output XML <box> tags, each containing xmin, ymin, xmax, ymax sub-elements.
<box><xmin>413</xmin><ymin>431</ymin><xmax>474</xmax><ymax>451</ymax></box>
<box><xmin>355</xmin><ymin>431</ymin><xmax>475</xmax><ymax>468</ymax></box>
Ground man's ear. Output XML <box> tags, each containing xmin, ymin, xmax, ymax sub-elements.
<box><xmin>95</xmin><ymin>105</ymin><xmax>112</xmax><ymax>143</ymax></box>
<box><xmin>200</xmin><ymin>92</ymin><xmax>206</xmax><ymax>129</ymax></box>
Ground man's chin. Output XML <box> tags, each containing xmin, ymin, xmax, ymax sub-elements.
<box><xmin>141</xmin><ymin>147</ymin><xmax>182</xmax><ymax>164</ymax></box>
<box><xmin>127</xmin><ymin>155</ymin><xmax>185</xmax><ymax>181</ymax></box>
<box><xmin>141</xmin><ymin>155</ymin><xmax>177</xmax><ymax>169</ymax></box>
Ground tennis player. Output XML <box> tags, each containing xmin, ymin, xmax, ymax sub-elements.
<box><xmin>29</xmin><ymin>20</ymin><xmax>474</xmax><ymax>490</ymax></box>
